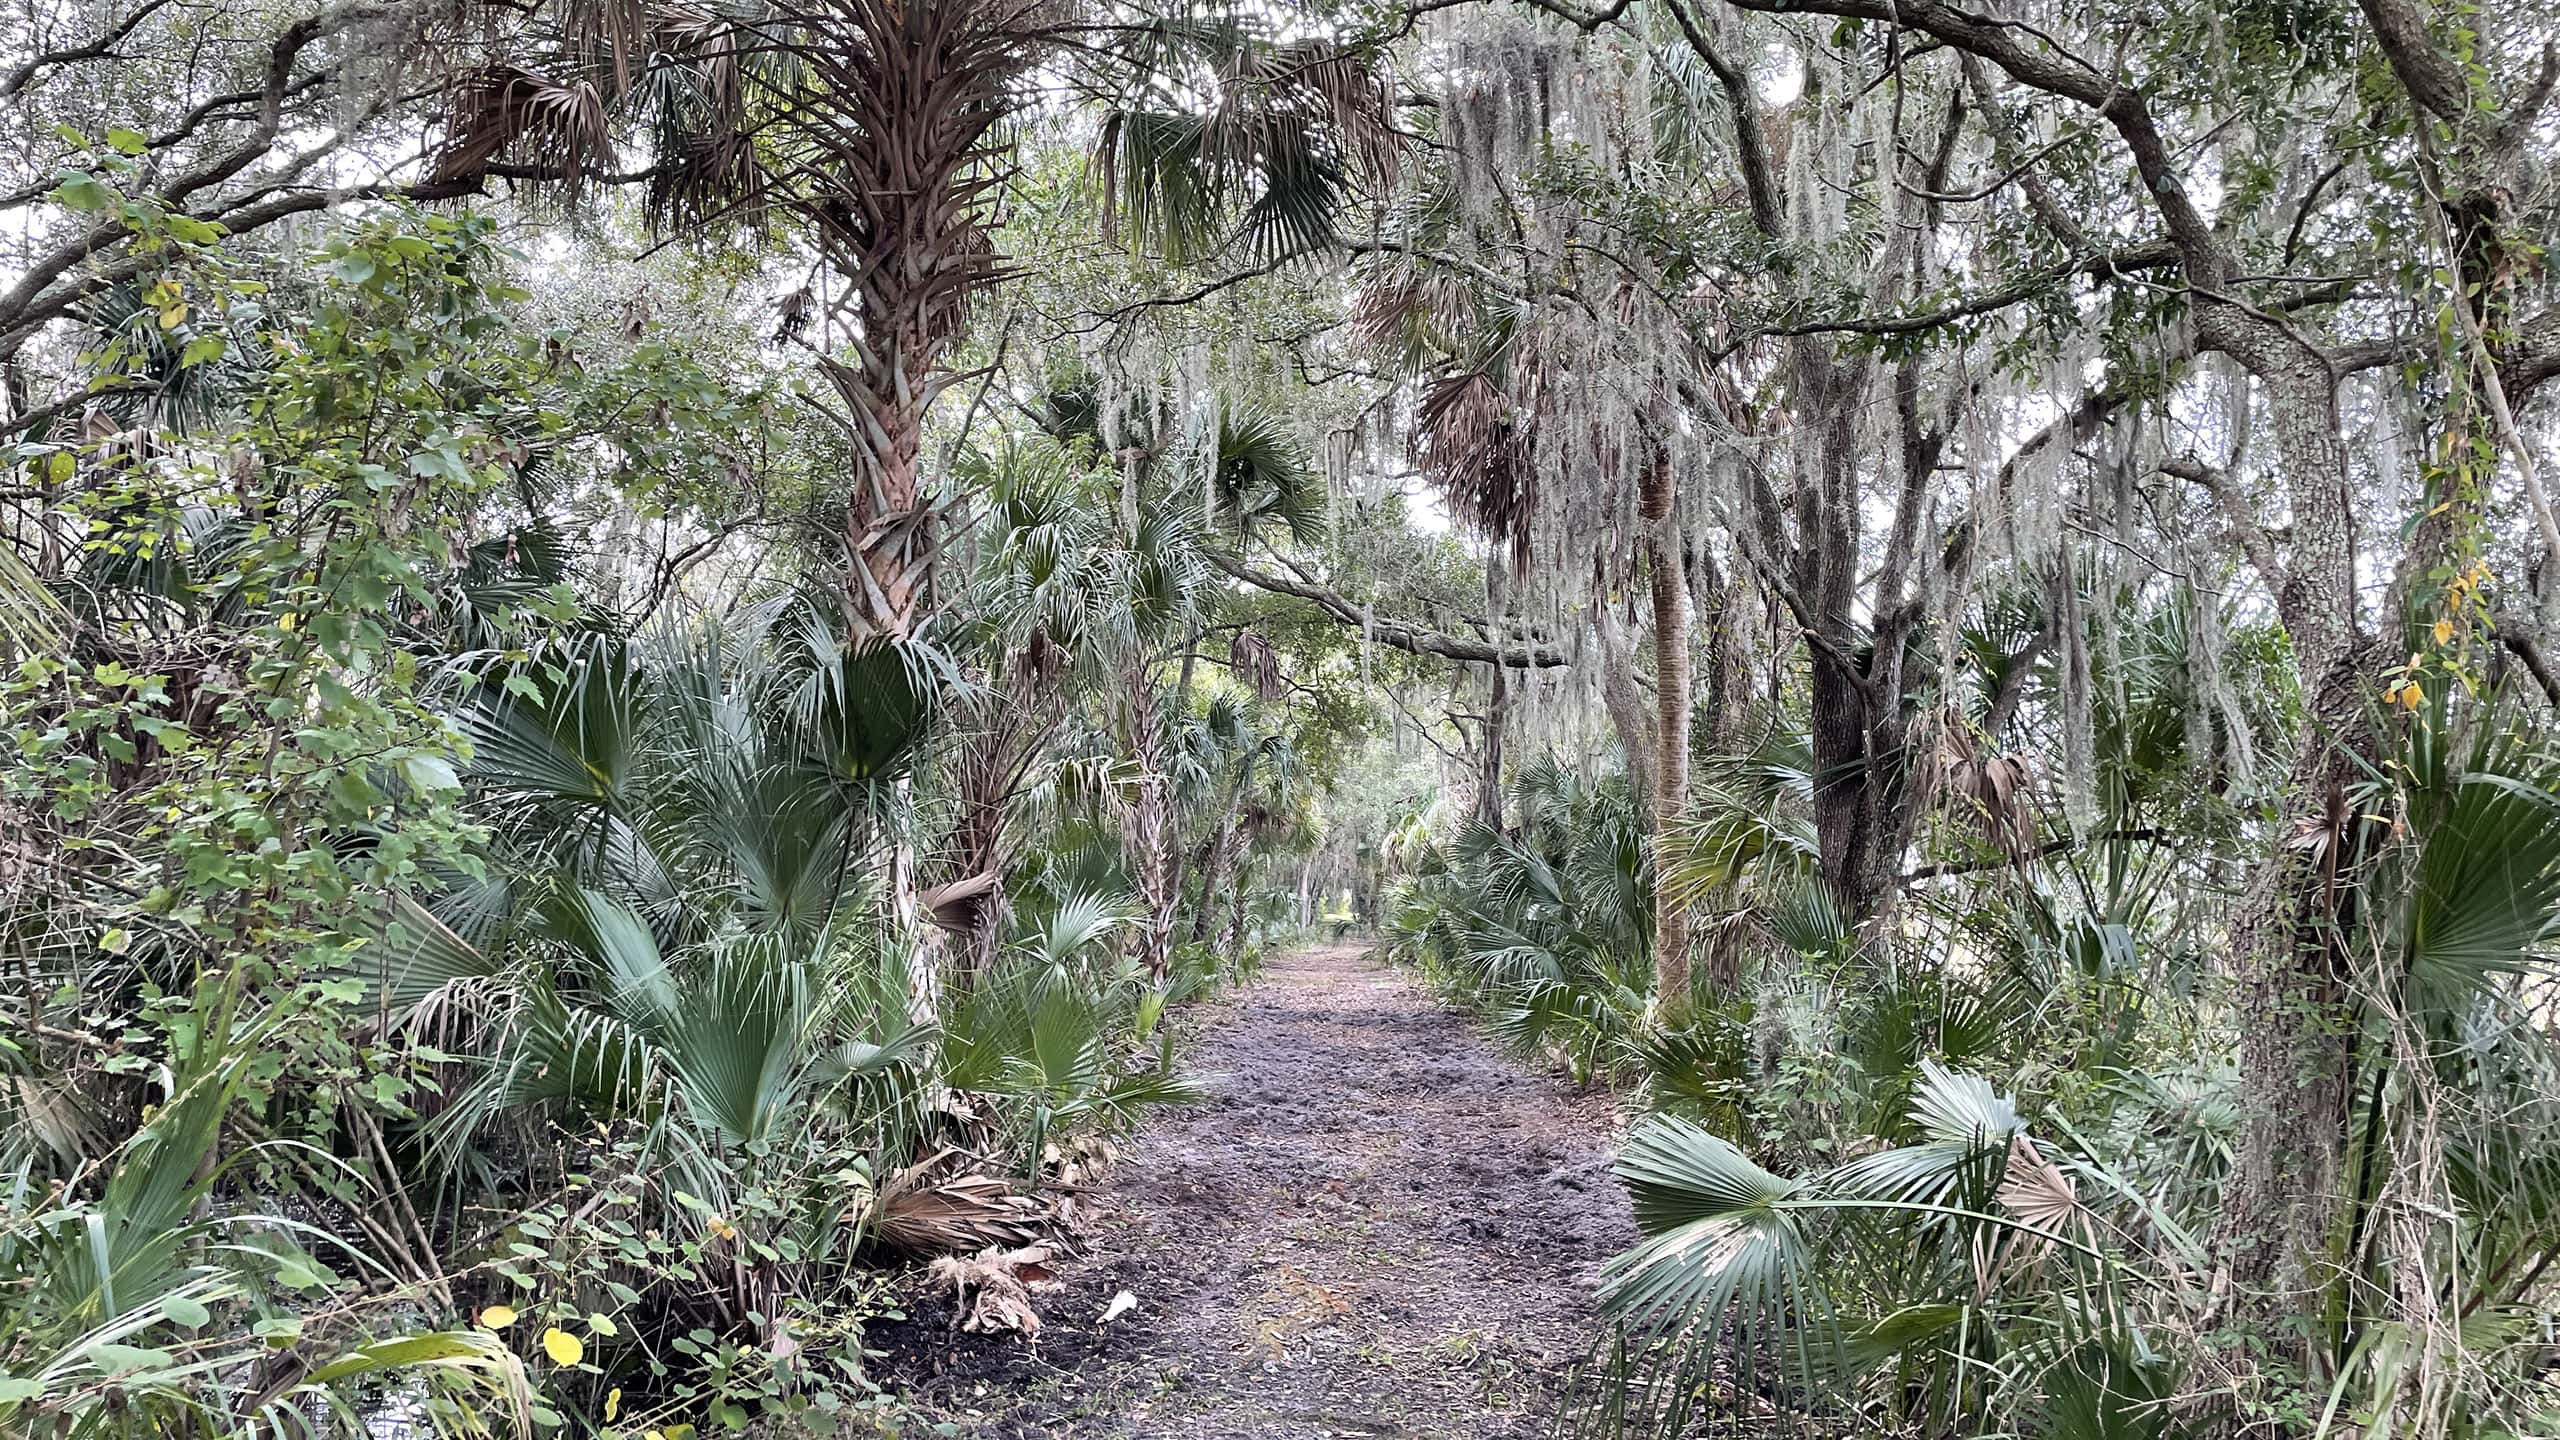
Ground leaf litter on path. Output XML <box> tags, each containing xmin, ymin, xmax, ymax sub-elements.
<box><xmin>871</xmin><ymin>943</ymin><xmax>1634</xmax><ymax>1437</ymax></box>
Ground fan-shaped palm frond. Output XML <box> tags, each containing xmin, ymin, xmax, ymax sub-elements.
<box><xmin>1092</xmin><ymin>18</ymin><xmax>1399</xmax><ymax>266</ymax></box>
<box><xmin>1212</xmin><ymin>410</ymin><xmax>1326</xmax><ymax>546</ymax></box>
<box><xmin>1415</xmin><ymin>369</ymin><xmax>1534</xmax><ymax>571</ymax></box>
<box><xmin>1013</xmin><ymin>889</ymin><xmax>1135</xmax><ymax>974</ymax></box>
<box><xmin>1586</xmin><ymin>1118</ymin><xmax>1840</xmax><ymax>1435</ymax></box>
<box><xmin>2399</xmin><ymin>766</ymin><xmax>2560</xmax><ymax>1008</ymax></box>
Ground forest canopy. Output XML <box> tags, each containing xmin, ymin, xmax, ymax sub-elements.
<box><xmin>4</xmin><ymin>0</ymin><xmax>2560</xmax><ymax>1436</ymax></box>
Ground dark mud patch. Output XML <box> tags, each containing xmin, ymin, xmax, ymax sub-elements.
<box><xmin>868</xmin><ymin>944</ymin><xmax>1634</xmax><ymax>1438</ymax></box>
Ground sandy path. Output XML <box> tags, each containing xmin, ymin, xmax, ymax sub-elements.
<box><xmin>875</xmin><ymin>943</ymin><xmax>1634</xmax><ymax>1438</ymax></box>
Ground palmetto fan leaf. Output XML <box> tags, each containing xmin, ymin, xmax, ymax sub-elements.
<box><xmin>1830</xmin><ymin>1061</ymin><xmax>2024</xmax><ymax>1207</ymax></box>
<box><xmin>456</xmin><ymin>634</ymin><xmax>646</xmax><ymax>811</ymax></box>
<box><xmin>2401</xmin><ymin>767</ymin><xmax>2560</xmax><ymax>1007</ymax></box>
<box><xmin>1213</xmin><ymin>410</ymin><xmax>1326</xmax><ymax>545</ymax></box>
<box><xmin>433</xmin><ymin>893</ymin><xmax>856</xmax><ymax>1163</ymax></box>
<box><xmin>1014</xmin><ymin>889</ymin><xmax>1135</xmax><ymax>973</ymax></box>
<box><xmin>347</xmin><ymin>892</ymin><xmax>507</xmax><ymax>1020</ymax></box>
<box><xmin>1574</xmin><ymin>1062</ymin><xmax>2141</xmax><ymax>1439</ymax></box>
<box><xmin>1096</xmin><ymin>109</ymin><xmax>1226</xmax><ymax>263</ymax></box>
<box><xmin>1093</xmin><ymin>17</ymin><xmax>1398</xmax><ymax>266</ymax></box>
<box><xmin>1591</xmin><ymin>1118</ymin><xmax>1841</xmax><ymax>1427</ymax></box>
<box><xmin>1234</xmin><ymin>127</ymin><xmax>1354</xmax><ymax>264</ymax></box>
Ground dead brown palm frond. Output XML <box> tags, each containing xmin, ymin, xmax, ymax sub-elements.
<box><xmin>1230</xmin><ymin>628</ymin><xmax>1285</xmax><ymax>701</ymax></box>
<box><xmin>1351</xmin><ymin>269</ymin><xmax>1423</xmax><ymax>354</ymax></box>
<box><xmin>557</xmin><ymin>0</ymin><xmax>654</xmax><ymax>98</ymax></box>
<box><xmin>1267</xmin><ymin>35</ymin><xmax>1402</xmax><ymax>191</ymax></box>
<box><xmin>7</xmin><ymin>1074</ymin><xmax>106</xmax><ymax>1163</ymax></box>
<box><xmin>1922</xmin><ymin>712</ymin><xmax>2036</xmax><ymax>862</ymax></box>
<box><xmin>1982</xmin><ymin>1133</ymin><xmax>2085</xmax><ymax>1292</ymax></box>
<box><xmin>1416</xmin><ymin>370</ymin><xmax>1536</xmax><ymax>572</ymax></box>
<box><xmin>918</xmin><ymin>870</ymin><xmax>999</xmax><ymax>932</ymax></box>
<box><xmin>1351</xmin><ymin>258</ymin><xmax>1475</xmax><ymax>363</ymax></box>
<box><xmin>432</xmin><ymin>65</ymin><xmax>617</xmax><ymax>189</ymax></box>
<box><xmin>867</xmin><ymin>1149</ymin><xmax>1050</xmax><ymax>1255</ymax></box>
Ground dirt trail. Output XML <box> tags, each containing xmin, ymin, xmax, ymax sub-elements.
<box><xmin>875</xmin><ymin>943</ymin><xmax>1634</xmax><ymax>1438</ymax></box>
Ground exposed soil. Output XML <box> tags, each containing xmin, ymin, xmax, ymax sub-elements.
<box><xmin>870</xmin><ymin>943</ymin><xmax>1635</xmax><ymax>1438</ymax></box>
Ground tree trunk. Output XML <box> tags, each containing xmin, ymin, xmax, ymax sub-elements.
<box><xmin>1796</xmin><ymin>352</ymin><xmax>1887</xmax><ymax>924</ymax></box>
<box><xmin>1217</xmin><ymin>856</ymin><xmax>1251</xmax><ymax>965</ymax></box>
<box><xmin>2202</xmin><ymin>346</ymin><xmax>2369</xmax><ymax>1334</ymax></box>
<box><xmin>797</xmin><ymin>2</ymin><xmax>1023</xmax><ymax>641</ymax></box>
<box><xmin>2204</xmin><ymin>0</ymin><xmax>2560</xmax><ymax>1351</ymax></box>
<box><xmin>1593</xmin><ymin>596</ymin><xmax>1657</xmax><ymax>814</ymax></box>
<box><xmin>1476</xmin><ymin>560</ymin><xmax>1512</xmax><ymax>828</ymax></box>
<box><xmin>1642</xmin><ymin>447</ymin><xmax>1694</xmax><ymax>1016</ymax></box>
<box><xmin>1689</xmin><ymin>542</ymin><xmax>1747</xmax><ymax>756</ymax></box>
<box><xmin>1122</xmin><ymin>657</ymin><xmax>1175</xmax><ymax>979</ymax></box>
<box><xmin>929</xmin><ymin>658</ymin><xmax>1061</xmax><ymax>992</ymax></box>
<box><xmin>1188</xmin><ymin>824</ymin><xmax>1235</xmax><ymax>946</ymax></box>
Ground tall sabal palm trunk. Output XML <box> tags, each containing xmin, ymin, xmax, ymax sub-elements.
<box><xmin>1476</xmin><ymin>559</ymin><xmax>1513</xmax><ymax>827</ymax></box>
<box><xmin>1639</xmin><ymin>445</ymin><xmax>1693</xmax><ymax>1017</ymax></box>
<box><xmin>1216</xmin><ymin>853</ymin><xmax>1251</xmax><ymax>964</ymax></box>
<box><xmin>1188</xmin><ymin>821</ymin><xmax>1240</xmax><ymax>947</ymax></box>
<box><xmin>801</xmin><ymin>0</ymin><xmax>1032</xmax><ymax>640</ymax></box>
<box><xmin>929</xmin><ymin>661</ymin><xmax>1061</xmax><ymax>990</ymax></box>
<box><xmin>1122</xmin><ymin>658</ymin><xmax>1176</xmax><ymax>978</ymax></box>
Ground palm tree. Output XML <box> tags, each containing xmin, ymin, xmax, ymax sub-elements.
<box><xmin>929</xmin><ymin>432</ymin><xmax>1213</xmax><ymax>983</ymax></box>
<box><xmin>1177</xmin><ymin>693</ymin><xmax>1301</xmax><ymax>967</ymax></box>
<box><xmin>434</xmin><ymin>602</ymin><xmax>941</xmax><ymax>946</ymax></box>
<box><xmin>940</xmin><ymin>889</ymin><xmax>1201</xmax><ymax>1173</ymax></box>
<box><xmin>1112</xmin><ymin>500</ymin><xmax>1212</xmax><ymax>978</ymax></box>
<box><xmin>434</xmin><ymin>0</ymin><xmax>1400</xmax><ymax>640</ymax></box>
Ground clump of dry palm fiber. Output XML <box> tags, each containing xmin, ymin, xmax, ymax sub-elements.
<box><xmin>927</xmin><ymin>1245</ymin><xmax>1065</xmax><ymax>1336</ymax></box>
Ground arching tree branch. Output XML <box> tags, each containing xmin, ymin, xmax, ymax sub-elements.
<box><xmin>1207</xmin><ymin>551</ymin><xmax>1570</xmax><ymax>668</ymax></box>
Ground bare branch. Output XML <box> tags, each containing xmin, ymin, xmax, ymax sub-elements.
<box><xmin>1207</xmin><ymin>551</ymin><xmax>1570</xmax><ymax>668</ymax></box>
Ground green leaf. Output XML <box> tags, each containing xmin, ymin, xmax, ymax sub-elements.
<box><xmin>53</xmin><ymin>171</ymin><xmax>114</xmax><ymax>211</ymax></box>
<box><xmin>309</xmin><ymin>1330</ymin><xmax>512</xmax><ymax>1383</ymax></box>
<box><xmin>90</xmin><ymin>1343</ymin><xmax>174</xmax><ymax>1376</ymax></box>
<box><xmin>272</xmin><ymin>1255</ymin><xmax>328</xmax><ymax>1290</ymax></box>
<box><xmin>105</xmin><ymin>127</ymin><xmax>148</xmax><ymax>156</ymax></box>
<box><xmin>399</xmin><ymin>752</ymin><xmax>460</xmax><ymax>794</ymax></box>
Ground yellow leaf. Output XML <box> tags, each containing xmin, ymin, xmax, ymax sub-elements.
<box><xmin>605</xmin><ymin>1388</ymin><xmax>621</xmax><ymax>1421</ymax></box>
<box><xmin>2432</xmin><ymin>619</ymin><xmax>2454</xmax><ymax>646</ymax></box>
<box><xmin>477</xmin><ymin>1305</ymin><xmax>516</xmax><ymax>1330</ymax></box>
<box><xmin>277</xmin><ymin>612</ymin><xmax>297</xmax><ymax>631</ymax></box>
<box><xmin>541</xmin><ymin>1327</ymin><xmax>584</xmax><ymax>1365</ymax></box>
<box><xmin>2397</xmin><ymin>683</ymin><xmax>2424</xmax><ymax>711</ymax></box>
